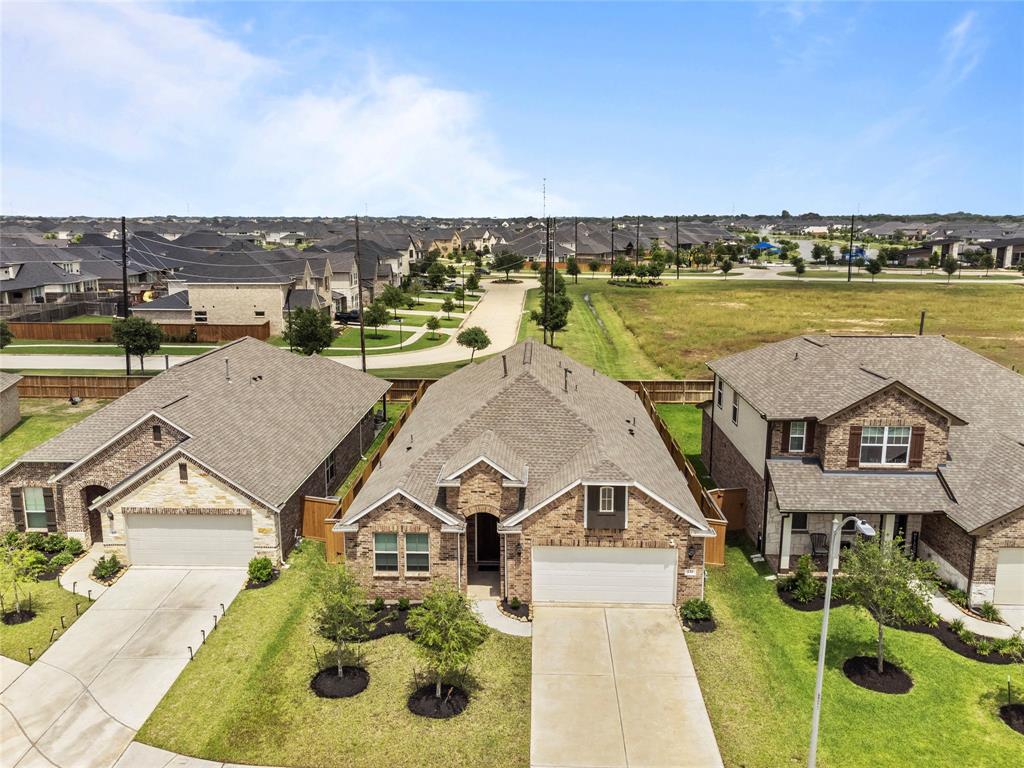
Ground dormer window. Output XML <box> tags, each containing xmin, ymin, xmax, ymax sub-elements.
<box><xmin>585</xmin><ymin>485</ymin><xmax>627</xmax><ymax>529</ymax></box>
<box><xmin>860</xmin><ymin>426</ymin><xmax>910</xmax><ymax>465</ymax></box>
<box><xmin>599</xmin><ymin>486</ymin><xmax>614</xmax><ymax>514</ymax></box>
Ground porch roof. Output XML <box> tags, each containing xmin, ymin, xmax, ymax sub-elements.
<box><xmin>767</xmin><ymin>458</ymin><xmax>952</xmax><ymax>515</ymax></box>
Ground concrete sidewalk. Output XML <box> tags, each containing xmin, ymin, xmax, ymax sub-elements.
<box><xmin>530</xmin><ymin>605</ymin><xmax>723</xmax><ymax>768</ymax></box>
<box><xmin>1</xmin><ymin>567</ymin><xmax>244</xmax><ymax>768</ymax></box>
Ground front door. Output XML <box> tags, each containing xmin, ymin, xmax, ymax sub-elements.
<box><xmin>475</xmin><ymin>514</ymin><xmax>499</xmax><ymax>567</ymax></box>
<box><xmin>83</xmin><ymin>486</ymin><xmax>109</xmax><ymax>544</ymax></box>
<box><xmin>894</xmin><ymin>514</ymin><xmax>908</xmax><ymax>548</ymax></box>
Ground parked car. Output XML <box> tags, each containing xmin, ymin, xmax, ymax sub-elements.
<box><xmin>475</xmin><ymin>267</ymin><xmax>491</xmax><ymax>275</ymax></box>
<box><xmin>444</xmin><ymin>281</ymin><xmax>458</xmax><ymax>291</ymax></box>
<box><xmin>334</xmin><ymin>309</ymin><xmax>360</xmax><ymax>323</ymax></box>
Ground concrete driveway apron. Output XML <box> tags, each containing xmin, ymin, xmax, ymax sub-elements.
<box><xmin>531</xmin><ymin>605</ymin><xmax>723</xmax><ymax>768</ymax></box>
<box><xmin>1</xmin><ymin>567</ymin><xmax>244</xmax><ymax>768</ymax></box>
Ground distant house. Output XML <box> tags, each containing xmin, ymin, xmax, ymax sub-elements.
<box><xmin>987</xmin><ymin>237</ymin><xmax>1024</xmax><ymax>269</ymax></box>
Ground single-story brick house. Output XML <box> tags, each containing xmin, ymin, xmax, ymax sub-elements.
<box><xmin>701</xmin><ymin>334</ymin><xmax>1024</xmax><ymax>610</ymax></box>
<box><xmin>333</xmin><ymin>340</ymin><xmax>716</xmax><ymax>606</ymax></box>
<box><xmin>1</xmin><ymin>338</ymin><xmax>387</xmax><ymax>566</ymax></box>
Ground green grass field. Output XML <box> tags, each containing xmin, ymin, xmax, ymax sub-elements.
<box><xmin>781</xmin><ymin>269</ymin><xmax>1021</xmax><ymax>281</ymax></box>
<box><xmin>654</xmin><ymin>403</ymin><xmax>713</xmax><ymax>487</ymax></box>
<box><xmin>392</xmin><ymin>311</ymin><xmax>463</xmax><ymax>328</ymax></box>
<box><xmin>138</xmin><ymin>542</ymin><xmax>531</xmax><ymax>768</ymax></box>
<box><xmin>0</xmin><ymin>578</ymin><xmax>93</xmax><ymax>664</ymax></box>
<box><xmin>58</xmin><ymin>315</ymin><xmax>116</xmax><ymax>323</ymax></box>
<box><xmin>536</xmin><ymin>281</ymin><xmax>1024</xmax><ymax>379</ymax></box>
<box><xmin>332</xmin><ymin>401</ymin><xmax>408</xmax><ymax>497</ymax></box>
<box><xmin>688</xmin><ymin>545</ymin><xmax>1024</xmax><ymax>768</ymax></box>
<box><xmin>3</xmin><ymin>342</ymin><xmax>217</xmax><ymax>356</ymax></box>
<box><xmin>1</xmin><ymin>398</ymin><xmax>108</xmax><ymax>468</ymax></box>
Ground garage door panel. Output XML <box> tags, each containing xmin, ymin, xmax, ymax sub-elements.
<box><xmin>533</xmin><ymin>546</ymin><xmax>677</xmax><ymax>605</ymax></box>
<box><xmin>126</xmin><ymin>514</ymin><xmax>254</xmax><ymax>567</ymax></box>
<box><xmin>994</xmin><ymin>548</ymin><xmax>1024</xmax><ymax>606</ymax></box>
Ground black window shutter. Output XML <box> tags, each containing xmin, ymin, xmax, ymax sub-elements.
<box><xmin>11</xmin><ymin>488</ymin><xmax>26</xmax><ymax>531</ymax></box>
<box><xmin>908</xmin><ymin>426</ymin><xmax>925</xmax><ymax>468</ymax></box>
<box><xmin>43</xmin><ymin>488</ymin><xmax>57</xmax><ymax>532</ymax></box>
<box><xmin>806</xmin><ymin>421</ymin><xmax>816</xmax><ymax>452</ymax></box>
<box><xmin>780</xmin><ymin>422</ymin><xmax>791</xmax><ymax>453</ymax></box>
<box><xmin>847</xmin><ymin>426</ymin><xmax>862</xmax><ymax>468</ymax></box>
<box><xmin>614</xmin><ymin>486</ymin><xmax>627</xmax><ymax>513</ymax></box>
<box><xmin>586</xmin><ymin>486</ymin><xmax>600</xmax><ymax>515</ymax></box>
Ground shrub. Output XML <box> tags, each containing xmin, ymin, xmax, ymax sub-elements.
<box><xmin>789</xmin><ymin>554</ymin><xmax>823</xmax><ymax>603</ymax></box>
<box><xmin>373</xmin><ymin>596</ymin><xmax>386</xmax><ymax>612</ymax></box>
<box><xmin>398</xmin><ymin>597</ymin><xmax>411</xmax><ymax>612</ymax></box>
<box><xmin>92</xmin><ymin>554</ymin><xmax>122</xmax><ymax>581</ymax></box>
<box><xmin>924</xmin><ymin>611</ymin><xmax>940</xmax><ymax>629</ymax></box>
<box><xmin>946</xmin><ymin>588</ymin><xmax>968</xmax><ymax>607</ymax></box>
<box><xmin>509</xmin><ymin>596</ymin><xmax>521</xmax><ymax>610</ymax></box>
<box><xmin>41</xmin><ymin>533</ymin><xmax>68</xmax><ymax>553</ymax></box>
<box><xmin>831</xmin><ymin>576</ymin><xmax>853</xmax><ymax>601</ymax></box>
<box><xmin>974</xmin><ymin>639</ymin><xmax>993</xmax><ymax>656</ymax></box>
<box><xmin>2</xmin><ymin>531</ymin><xmax>25</xmax><ymax>549</ymax></box>
<box><xmin>48</xmin><ymin>551</ymin><xmax>74</xmax><ymax>572</ymax></box>
<box><xmin>993</xmin><ymin>635</ymin><xmax>1024</xmax><ymax>661</ymax></box>
<box><xmin>63</xmin><ymin>537</ymin><xmax>84</xmax><ymax>557</ymax></box>
<box><xmin>977</xmin><ymin>602</ymin><xmax>1002</xmax><ymax>623</ymax></box>
<box><xmin>949</xmin><ymin>617</ymin><xmax>965</xmax><ymax>635</ymax></box>
<box><xmin>681</xmin><ymin>598</ymin><xmax>713</xmax><ymax>621</ymax></box>
<box><xmin>24</xmin><ymin>532</ymin><xmax>47</xmax><ymax>551</ymax></box>
<box><xmin>247</xmin><ymin>556</ymin><xmax>274</xmax><ymax>584</ymax></box>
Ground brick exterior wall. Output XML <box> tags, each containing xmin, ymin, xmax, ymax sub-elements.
<box><xmin>0</xmin><ymin>462</ymin><xmax>67</xmax><ymax>532</ymax></box>
<box><xmin>970</xmin><ymin>506</ymin><xmax>1024</xmax><ymax>604</ymax></box>
<box><xmin>188</xmin><ymin>283</ymin><xmax>290</xmax><ymax>334</ymax></box>
<box><xmin>819</xmin><ymin>388</ymin><xmax>949</xmax><ymax>471</ymax></box>
<box><xmin>919</xmin><ymin>513</ymin><xmax>974</xmax><ymax>589</ymax></box>
<box><xmin>706</xmin><ymin>418</ymin><xmax>765</xmax><ymax>545</ymax></box>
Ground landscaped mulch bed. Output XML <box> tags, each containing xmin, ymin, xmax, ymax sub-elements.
<box><xmin>1</xmin><ymin>609</ymin><xmax>37</xmax><ymax>626</ymax></box>
<box><xmin>892</xmin><ymin>619</ymin><xmax>1021</xmax><ymax>665</ymax></box>
<box><xmin>999</xmin><ymin>703</ymin><xmax>1024</xmax><ymax>736</ymax></box>
<box><xmin>407</xmin><ymin>683</ymin><xmax>469</xmax><ymax>719</ymax></box>
<box><xmin>310</xmin><ymin>666</ymin><xmax>369</xmax><ymax>699</ymax></box>
<box><xmin>245</xmin><ymin>570</ymin><xmax>279</xmax><ymax>590</ymax></box>
<box><xmin>367</xmin><ymin>607</ymin><xmax>413</xmax><ymax>639</ymax></box>
<box><xmin>683</xmin><ymin>618</ymin><xmax>717</xmax><ymax>633</ymax></box>
<box><xmin>500</xmin><ymin>600</ymin><xmax>530</xmax><ymax>620</ymax></box>
<box><xmin>843</xmin><ymin>656</ymin><xmax>913</xmax><ymax>694</ymax></box>
<box><xmin>776</xmin><ymin>586</ymin><xmax>850</xmax><ymax>612</ymax></box>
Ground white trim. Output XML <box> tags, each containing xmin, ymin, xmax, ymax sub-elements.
<box><xmin>404</xmin><ymin>531</ymin><xmax>430</xmax><ymax>574</ymax></box>
<box><xmin>373</xmin><ymin>531</ymin><xmax>399</xmax><ymax>575</ymax></box>
<box><xmin>335</xmin><ymin>488</ymin><xmax>462</xmax><ymax>530</ymax></box>
<box><xmin>50</xmin><ymin>411</ymin><xmax>193</xmax><ymax>483</ymax></box>
<box><xmin>440</xmin><ymin>456</ymin><xmax>526</xmax><ymax>485</ymax></box>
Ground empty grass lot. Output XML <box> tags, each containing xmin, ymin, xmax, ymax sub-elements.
<box><xmin>0</xmin><ymin>578</ymin><xmax>92</xmax><ymax>664</ymax></box>
<box><xmin>542</xmin><ymin>280</ymin><xmax>1023</xmax><ymax>379</ymax></box>
<box><xmin>1</xmin><ymin>398</ymin><xmax>108</xmax><ymax>469</ymax></box>
<box><xmin>138</xmin><ymin>542</ymin><xmax>531</xmax><ymax>768</ymax></box>
<box><xmin>654</xmin><ymin>403</ymin><xmax>713</xmax><ymax>487</ymax></box>
<box><xmin>688</xmin><ymin>545</ymin><xmax>1024</xmax><ymax>768</ymax></box>
<box><xmin>781</xmin><ymin>268</ymin><xmax>1021</xmax><ymax>281</ymax></box>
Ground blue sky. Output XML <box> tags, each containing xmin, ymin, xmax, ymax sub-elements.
<box><xmin>2</xmin><ymin>1</ymin><xmax>1021</xmax><ymax>216</ymax></box>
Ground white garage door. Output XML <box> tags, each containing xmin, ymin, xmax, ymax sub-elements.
<box><xmin>994</xmin><ymin>548</ymin><xmax>1024</xmax><ymax>606</ymax></box>
<box><xmin>126</xmin><ymin>514</ymin><xmax>254</xmax><ymax>567</ymax></box>
<box><xmin>532</xmin><ymin>546</ymin><xmax>677</xmax><ymax>604</ymax></box>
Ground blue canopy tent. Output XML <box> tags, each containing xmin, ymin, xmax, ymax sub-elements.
<box><xmin>752</xmin><ymin>240</ymin><xmax>782</xmax><ymax>256</ymax></box>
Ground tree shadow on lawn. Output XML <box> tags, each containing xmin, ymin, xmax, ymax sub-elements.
<box><xmin>800</xmin><ymin>609</ymin><xmax>914</xmax><ymax>679</ymax></box>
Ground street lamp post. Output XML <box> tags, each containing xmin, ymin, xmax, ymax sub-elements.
<box><xmin>808</xmin><ymin>515</ymin><xmax>875</xmax><ymax>768</ymax></box>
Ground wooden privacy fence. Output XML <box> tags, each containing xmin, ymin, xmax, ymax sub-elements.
<box><xmin>386</xmin><ymin>378</ymin><xmax>714</xmax><ymax>404</ymax></box>
<box><xmin>301</xmin><ymin>381</ymin><xmax>429</xmax><ymax>563</ymax></box>
<box><xmin>636</xmin><ymin>383</ymin><xmax>729</xmax><ymax>566</ymax></box>
<box><xmin>16</xmin><ymin>375</ymin><xmax>151</xmax><ymax>399</ymax></box>
<box><xmin>7</xmin><ymin>321</ymin><xmax>270</xmax><ymax>343</ymax></box>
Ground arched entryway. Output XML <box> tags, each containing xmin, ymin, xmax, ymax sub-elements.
<box><xmin>466</xmin><ymin>508</ymin><xmax>501</xmax><ymax>598</ymax></box>
<box><xmin>82</xmin><ymin>485</ymin><xmax>109</xmax><ymax>544</ymax></box>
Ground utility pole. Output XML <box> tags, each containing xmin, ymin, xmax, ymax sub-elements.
<box><xmin>542</xmin><ymin>178</ymin><xmax>547</xmax><ymax>220</ymax></box>
<box><xmin>611</xmin><ymin>216</ymin><xmax>615</xmax><ymax>266</ymax></box>
<box><xmin>355</xmin><ymin>216</ymin><xmax>368</xmax><ymax>372</ymax></box>
<box><xmin>121</xmin><ymin>217</ymin><xmax>131</xmax><ymax>375</ymax></box>
<box><xmin>675</xmin><ymin>215</ymin><xmax>681</xmax><ymax>265</ymax></box>
<box><xmin>847</xmin><ymin>212</ymin><xmax>855</xmax><ymax>283</ymax></box>
<box><xmin>635</xmin><ymin>215</ymin><xmax>641</xmax><ymax>265</ymax></box>
<box><xmin>574</xmin><ymin>216</ymin><xmax>578</xmax><ymax>263</ymax></box>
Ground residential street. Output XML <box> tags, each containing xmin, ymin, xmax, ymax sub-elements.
<box><xmin>1</xmin><ymin>568</ymin><xmax>244</xmax><ymax>768</ymax></box>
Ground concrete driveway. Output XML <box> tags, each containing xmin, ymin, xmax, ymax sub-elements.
<box><xmin>1</xmin><ymin>567</ymin><xmax>244</xmax><ymax>768</ymax></box>
<box><xmin>531</xmin><ymin>605</ymin><xmax>723</xmax><ymax>768</ymax></box>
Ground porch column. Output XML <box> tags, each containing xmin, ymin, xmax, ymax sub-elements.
<box><xmin>780</xmin><ymin>514</ymin><xmax>793</xmax><ymax>571</ymax></box>
<box><xmin>831</xmin><ymin>514</ymin><xmax>841</xmax><ymax>571</ymax></box>
<box><xmin>882</xmin><ymin>514</ymin><xmax>895</xmax><ymax>542</ymax></box>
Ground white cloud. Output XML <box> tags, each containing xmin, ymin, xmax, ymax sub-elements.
<box><xmin>0</xmin><ymin>2</ymin><xmax>553</xmax><ymax>215</ymax></box>
<box><xmin>941</xmin><ymin>11</ymin><xmax>983</xmax><ymax>85</ymax></box>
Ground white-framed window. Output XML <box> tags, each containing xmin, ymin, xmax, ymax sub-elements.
<box><xmin>860</xmin><ymin>426</ymin><xmax>911</xmax><ymax>465</ymax></box>
<box><xmin>599</xmin><ymin>486</ymin><xmax>615</xmax><ymax>514</ymax></box>
<box><xmin>23</xmin><ymin>487</ymin><xmax>48</xmax><ymax>529</ymax></box>
<box><xmin>194</xmin><ymin>310</ymin><xmax>208</xmax><ymax>323</ymax></box>
<box><xmin>788</xmin><ymin>421</ymin><xmax>806</xmax><ymax>452</ymax></box>
<box><xmin>325</xmin><ymin>453</ymin><xmax>336</xmax><ymax>484</ymax></box>
<box><xmin>373</xmin><ymin>532</ymin><xmax>398</xmax><ymax>573</ymax></box>
<box><xmin>405</xmin><ymin>533</ymin><xmax>429</xmax><ymax>573</ymax></box>
<box><xmin>731</xmin><ymin>391</ymin><xmax>739</xmax><ymax>425</ymax></box>
<box><xmin>716</xmin><ymin>378</ymin><xmax>724</xmax><ymax>408</ymax></box>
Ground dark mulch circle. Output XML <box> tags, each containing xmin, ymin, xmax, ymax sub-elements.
<box><xmin>776</xmin><ymin>587</ymin><xmax>850</xmax><ymax>612</ymax></box>
<box><xmin>892</xmin><ymin>620</ymin><xmax>1019</xmax><ymax>665</ymax></box>
<box><xmin>37</xmin><ymin>570</ymin><xmax>59</xmax><ymax>582</ymax></box>
<box><xmin>684</xmin><ymin>618</ymin><xmax>717</xmax><ymax>633</ymax></box>
<box><xmin>1</xmin><ymin>609</ymin><xmax>37</xmax><ymax>626</ymax></box>
<box><xmin>310</xmin><ymin>666</ymin><xmax>369</xmax><ymax>699</ymax></box>
<box><xmin>843</xmin><ymin>656</ymin><xmax>913</xmax><ymax>694</ymax></box>
<box><xmin>1000</xmin><ymin>704</ymin><xmax>1024</xmax><ymax>736</ymax></box>
<box><xmin>368</xmin><ymin>608</ymin><xmax>413</xmax><ymax>639</ymax></box>
<box><xmin>492</xmin><ymin>278</ymin><xmax>522</xmax><ymax>284</ymax></box>
<box><xmin>407</xmin><ymin>684</ymin><xmax>469</xmax><ymax>719</ymax></box>
<box><xmin>501</xmin><ymin>600</ymin><xmax>530</xmax><ymax>619</ymax></box>
<box><xmin>245</xmin><ymin>570</ymin><xmax>279</xmax><ymax>590</ymax></box>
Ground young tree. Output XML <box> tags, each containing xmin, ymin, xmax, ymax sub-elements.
<box><xmin>979</xmin><ymin>252</ymin><xmax>995</xmax><ymax>276</ymax></box>
<box><xmin>824</xmin><ymin>251</ymin><xmax>836</xmax><ymax>271</ymax></box>
<box><xmin>380</xmin><ymin>284</ymin><xmax>407</xmax><ymax>319</ymax></box>
<box><xmin>565</xmin><ymin>256</ymin><xmax>581</xmax><ymax>284</ymax></box>
<box><xmin>465</xmin><ymin>272</ymin><xmax>480</xmax><ymax>292</ymax></box>
<box><xmin>611</xmin><ymin>258</ymin><xmax>633</xmax><ymax>279</ymax></box>
<box><xmin>0</xmin><ymin>545</ymin><xmax>47</xmax><ymax>616</ymax></box>
<box><xmin>456</xmin><ymin>326</ymin><xmax>491</xmax><ymax>361</ymax></box>
<box><xmin>283</xmin><ymin>307</ymin><xmax>334</xmax><ymax>355</ymax></box>
<box><xmin>112</xmin><ymin>317</ymin><xmax>163</xmax><ymax>372</ymax></box>
<box><xmin>363</xmin><ymin>301</ymin><xmax>391</xmax><ymax>339</ymax></box>
<box><xmin>794</xmin><ymin>260</ymin><xmax>807</xmax><ymax>279</ymax></box>
<box><xmin>407</xmin><ymin>581</ymin><xmax>489</xmax><ymax>698</ymax></box>
<box><xmin>588</xmin><ymin>260</ymin><xmax>602</xmax><ymax>278</ymax></box>
<box><xmin>407</xmin><ymin>278</ymin><xmax>425</xmax><ymax>305</ymax></box>
<box><xmin>313</xmin><ymin>563</ymin><xmax>373</xmax><ymax>676</ymax></box>
<box><xmin>841</xmin><ymin>536</ymin><xmax>938</xmax><ymax>673</ymax></box>
<box><xmin>426</xmin><ymin>260</ymin><xmax>448</xmax><ymax>290</ymax></box>
<box><xmin>425</xmin><ymin>316</ymin><xmax>442</xmax><ymax>340</ymax></box>
<box><xmin>927</xmin><ymin>253</ymin><xmax>940</xmax><ymax>274</ymax></box>
<box><xmin>865</xmin><ymin>258</ymin><xmax>883</xmax><ymax>282</ymax></box>
<box><xmin>0</xmin><ymin>319</ymin><xmax>13</xmax><ymax>349</ymax></box>
<box><xmin>646</xmin><ymin>260</ymin><xmax>664</xmax><ymax>280</ymax></box>
<box><xmin>441</xmin><ymin>297</ymin><xmax>455</xmax><ymax>320</ymax></box>
<box><xmin>941</xmin><ymin>256</ymin><xmax>959</xmax><ymax>284</ymax></box>
<box><xmin>719</xmin><ymin>259</ymin><xmax>733</xmax><ymax>279</ymax></box>
<box><xmin>492</xmin><ymin>251</ymin><xmax>520</xmax><ymax>280</ymax></box>
<box><xmin>811</xmin><ymin>242</ymin><xmax>832</xmax><ymax>263</ymax></box>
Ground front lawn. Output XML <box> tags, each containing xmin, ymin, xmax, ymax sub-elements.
<box><xmin>1</xmin><ymin>398</ymin><xmax>108</xmax><ymax>468</ymax></box>
<box><xmin>0</xmin><ymin>578</ymin><xmax>92</xmax><ymax>664</ymax></box>
<box><xmin>138</xmin><ymin>542</ymin><xmax>532</xmax><ymax>768</ymax></box>
<box><xmin>687</xmin><ymin>545</ymin><xmax>1023</xmax><ymax>768</ymax></box>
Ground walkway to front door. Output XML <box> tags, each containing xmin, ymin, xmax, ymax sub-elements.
<box><xmin>530</xmin><ymin>605</ymin><xmax>723</xmax><ymax>768</ymax></box>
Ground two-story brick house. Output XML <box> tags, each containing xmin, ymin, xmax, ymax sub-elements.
<box><xmin>333</xmin><ymin>341</ymin><xmax>716</xmax><ymax>606</ymax></box>
<box><xmin>1</xmin><ymin>338</ymin><xmax>387</xmax><ymax>566</ymax></box>
<box><xmin>701</xmin><ymin>335</ymin><xmax>1024</xmax><ymax>611</ymax></box>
